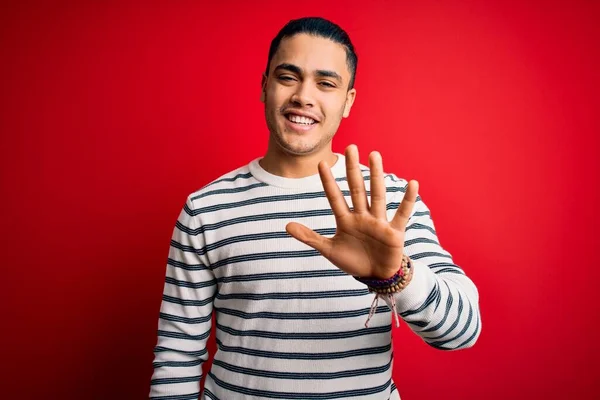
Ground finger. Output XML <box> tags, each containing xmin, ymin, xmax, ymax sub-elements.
<box><xmin>318</xmin><ymin>159</ymin><xmax>351</xmax><ymax>218</ymax></box>
<box><xmin>286</xmin><ymin>222</ymin><xmax>333</xmax><ymax>257</ymax></box>
<box><xmin>368</xmin><ymin>151</ymin><xmax>387</xmax><ymax>220</ymax></box>
<box><xmin>345</xmin><ymin>145</ymin><xmax>369</xmax><ymax>213</ymax></box>
<box><xmin>390</xmin><ymin>180</ymin><xmax>419</xmax><ymax>231</ymax></box>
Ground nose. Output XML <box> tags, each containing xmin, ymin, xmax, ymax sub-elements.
<box><xmin>290</xmin><ymin>82</ymin><xmax>314</xmax><ymax>107</ymax></box>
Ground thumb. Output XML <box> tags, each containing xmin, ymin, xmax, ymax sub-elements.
<box><xmin>286</xmin><ymin>222</ymin><xmax>332</xmax><ymax>256</ymax></box>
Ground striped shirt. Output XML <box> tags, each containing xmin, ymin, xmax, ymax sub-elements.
<box><xmin>149</xmin><ymin>153</ymin><xmax>481</xmax><ymax>399</ymax></box>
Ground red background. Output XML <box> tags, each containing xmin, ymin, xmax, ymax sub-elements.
<box><xmin>1</xmin><ymin>1</ymin><xmax>598</xmax><ymax>399</ymax></box>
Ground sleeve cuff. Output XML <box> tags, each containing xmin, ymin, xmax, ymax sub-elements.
<box><xmin>388</xmin><ymin>259</ymin><xmax>437</xmax><ymax>313</ymax></box>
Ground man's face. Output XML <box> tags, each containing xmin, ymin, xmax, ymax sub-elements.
<box><xmin>261</xmin><ymin>34</ymin><xmax>356</xmax><ymax>156</ymax></box>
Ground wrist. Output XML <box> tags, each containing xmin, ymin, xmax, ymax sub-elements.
<box><xmin>355</xmin><ymin>255</ymin><xmax>414</xmax><ymax>293</ymax></box>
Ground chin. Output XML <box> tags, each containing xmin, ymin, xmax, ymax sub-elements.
<box><xmin>274</xmin><ymin>133</ymin><xmax>320</xmax><ymax>155</ymax></box>
<box><xmin>279</xmin><ymin>140</ymin><xmax>320</xmax><ymax>155</ymax></box>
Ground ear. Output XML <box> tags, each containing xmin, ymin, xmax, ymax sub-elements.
<box><xmin>260</xmin><ymin>73</ymin><xmax>267</xmax><ymax>103</ymax></box>
<box><xmin>342</xmin><ymin>88</ymin><xmax>357</xmax><ymax>118</ymax></box>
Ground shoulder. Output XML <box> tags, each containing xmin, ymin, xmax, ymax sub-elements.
<box><xmin>185</xmin><ymin>159</ymin><xmax>264</xmax><ymax>210</ymax></box>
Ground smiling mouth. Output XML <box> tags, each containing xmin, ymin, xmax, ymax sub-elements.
<box><xmin>286</xmin><ymin>114</ymin><xmax>317</xmax><ymax>125</ymax></box>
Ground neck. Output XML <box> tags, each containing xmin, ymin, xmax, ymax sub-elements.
<box><xmin>259</xmin><ymin>141</ymin><xmax>338</xmax><ymax>178</ymax></box>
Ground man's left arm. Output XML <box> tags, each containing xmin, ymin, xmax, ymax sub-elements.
<box><xmin>285</xmin><ymin>146</ymin><xmax>481</xmax><ymax>351</ymax></box>
<box><xmin>385</xmin><ymin>197</ymin><xmax>481</xmax><ymax>350</ymax></box>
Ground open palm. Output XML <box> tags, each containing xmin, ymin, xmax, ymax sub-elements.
<box><xmin>286</xmin><ymin>145</ymin><xmax>419</xmax><ymax>280</ymax></box>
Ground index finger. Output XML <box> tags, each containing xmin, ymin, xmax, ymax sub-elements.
<box><xmin>319</xmin><ymin>159</ymin><xmax>351</xmax><ymax>218</ymax></box>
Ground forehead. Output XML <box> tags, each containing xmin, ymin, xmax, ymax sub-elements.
<box><xmin>270</xmin><ymin>34</ymin><xmax>350</xmax><ymax>79</ymax></box>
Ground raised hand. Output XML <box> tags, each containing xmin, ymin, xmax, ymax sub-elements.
<box><xmin>286</xmin><ymin>145</ymin><xmax>419</xmax><ymax>280</ymax></box>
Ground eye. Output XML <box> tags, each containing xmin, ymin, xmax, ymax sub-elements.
<box><xmin>319</xmin><ymin>81</ymin><xmax>336</xmax><ymax>88</ymax></box>
<box><xmin>278</xmin><ymin>75</ymin><xmax>297</xmax><ymax>82</ymax></box>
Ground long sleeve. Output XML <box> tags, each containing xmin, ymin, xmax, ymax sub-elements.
<box><xmin>385</xmin><ymin>193</ymin><xmax>481</xmax><ymax>350</ymax></box>
<box><xmin>149</xmin><ymin>197</ymin><xmax>216</xmax><ymax>399</ymax></box>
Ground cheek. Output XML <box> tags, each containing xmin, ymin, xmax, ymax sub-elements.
<box><xmin>323</xmin><ymin>99</ymin><xmax>347</xmax><ymax>121</ymax></box>
<box><xmin>266</xmin><ymin>85</ymin><xmax>288</xmax><ymax>107</ymax></box>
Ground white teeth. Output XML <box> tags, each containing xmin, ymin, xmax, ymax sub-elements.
<box><xmin>288</xmin><ymin>114</ymin><xmax>316</xmax><ymax>125</ymax></box>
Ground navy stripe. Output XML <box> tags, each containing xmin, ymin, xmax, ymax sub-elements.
<box><xmin>208</xmin><ymin>372</ymin><xmax>392</xmax><ymax>399</ymax></box>
<box><xmin>216</xmin><ymin>289</ymin><xmax>368</xmax><ymax>301</ymax></box>
<box><xmin>177</xmin><ymin>210</ymin><xmax>335</xmax><ymax>235</ymax></box>
<box><xmin>412</xmin><ymin>211</ymin><xmax>430</xmax><ymax>217</ymax></box>
<box><xmin>211</xmin><ymin>250</ymin><xmax>321</xmax><ymax>270</ymax></box>
<box><xmin>404</xmin><ymin>237</ymin><xmax>440</xmax><ymax>247</ymax></box>
<box><xmin>406</xmin><ymin>222</ymin><xmax>436</xmax><ymax>235</ymax></box>
<box><xmin>410</xmin><ymin>251</ymin><xmax>452</xmax><ymax>260</ymax></box>
<box><xmin>454</xmin><ymin>304</ymin><xmax>480</xmax><ymax>349</ymax></box>
<box><xmin>184</xmin><ymin>173</ymin><xmax>257</xmax><ymax>213</ymax></box>
<box><xmin>154</xmin><ymin>346</ymin><xmax>207</xmax><ymax>358</ymax></box>
<box><xmin>192</xmin><ymin>191</ymin><xmax>329</xmax><ymax>214</ymax></box>
<box><xmin>153</xmin><ymin>359</ymin><xmax>204</xmax><ymax>368</ymax></box>
<box><xmin>150</xmin><ymin>392</ymin><xmax>200</xmax><ymax>400</ymax></box>
<box><xmin>429</xmin><ymin>262</ymin><xmax>464</xmax><ymax>272</ymax></box>
<box><xmin>159</xmin><ymin>312</ymin><xmax>212</xmax><ymax>325</ymax></box>
<box><xmin>170</xmin><ymin>240</ymin><xmax>196</xmax><ymax>254</ymax></box>
<box><xmin>435</xmin><ymin>285</ymin><xmax>442</xmax><ymax>311</ymax></box>
<box><xmin>435</xmin><ymin>267</ymin><xmax>465</xmax><ymax>275</ymax></box>
<box><xmin>215</xmin><ymin>338</ymin><xmax>391</xmax><ymax>360</ymax></box>
<box><xmin>339</xmin><ymin>171</ymin><xmax>400</xmax><ymax>182</ymax></box>
<box><xmin>216</xmin><ymin>305</ymin><xmax>389</xmax><ymax>320</ymax></box>
<box><xmin>217</xmin><ymin>269</ymin><xmax>345</xmax><ymax>283</ymax></box>
<box><xmin>203</xmin><ymin>388</ymin><xmax>218</xmax><ymax>400</ymax></box>
<box><xmin>151</xmin><ymin>374</ymin><xmax>201</xmax><ymax>385</ymax></box>
<box><xmin>158</xmin><ymin>329</ymin><xmax>211</xmax><ymax>341</ymax></box>
<box><xmin>165</xmin><ymin>276</ymin><xmax>216</xmax><ymax>289</ymax></box>
<box><xmin>206</xmin><ymin>171</ymin><xmax>254</xmax><ymax>186</ymax></box>
<box><xmin>216</xmin><ymin>322</ymin><xmax>391</xmax><ymax>340</ymax></box>
<box><xmin>432</xmin><ymin>280</ymin><xmax>452</xmax><ymax>314</ymax></box>
<box><xmin>186</xmin><ymin>187</ymin><xmax>404</xmax><ymax>215</ymax></box>
<box><xmin>167</xmin><ymin>258</ymin><xmax>208</xmax><ymax>271</ymax></box>
<box><xmin>190</xmin><ymin>182</ymin><xmax>268</xmax><ymax>201</ymax></box>
<box><xmin>190</xmin><ymin>228</ymin><xmax>336</xmax><ymax>255</ymax></box>
<box><xmin>387</xmin><ymin>202</ymin><xmax>400</xmax><ymax>210</ymax></box>
<box><xmin>182</xmin><ymin>202</ymin><xmax>195</xmax><ymax>218</ymax></box>
<box><xmin>386</xmin><ymin>174</ymin><xmax>403</xmax><ymax>183</ymax></box>
<box><xmin>162</xmin><ymin>294</ymin><xmax>213</xmax><ymax>307</ymax></box>
<box><xmin>211</xmin><ymin>356</ymin><xmax>391</xmax><ymax>380</ymax></box>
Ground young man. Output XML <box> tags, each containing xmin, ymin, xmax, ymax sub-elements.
<box><xmin>150</xmin><ymin>17</ymin><xmax>481</xmax><ymax>400</ymax></box>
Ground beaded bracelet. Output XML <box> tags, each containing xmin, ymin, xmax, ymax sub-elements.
<box><xmin>354</xmin><ymin>254</ymin><xmax>412</xmax><ymax>290</ymax></box>
<box><xmin>354</xmin><ymin>255</ymin><xmax>413</xmax><ymax>328</ymax></box>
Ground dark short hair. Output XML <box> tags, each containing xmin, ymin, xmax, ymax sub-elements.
<box><xmin>265</xmin><ymin>17</ymin><xmax>358</xmax><ymax>90</ymax></box>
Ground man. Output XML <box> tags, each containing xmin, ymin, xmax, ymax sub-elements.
<box><xmin>149</xmin><ymin>17</ymin><xmax>481</xmax><ymax>400</ymax></box>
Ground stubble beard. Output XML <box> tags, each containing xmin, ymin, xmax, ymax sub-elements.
<box><xmin>264</xmin><ymin>105</ymin><xmax>344</xmax><ymax>156</ymax></box>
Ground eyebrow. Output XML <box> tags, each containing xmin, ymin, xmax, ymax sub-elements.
<box><xmin>274</xmin><ymin>63</ymin><xmax>343</xmax><ymax>83</ymax></box>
